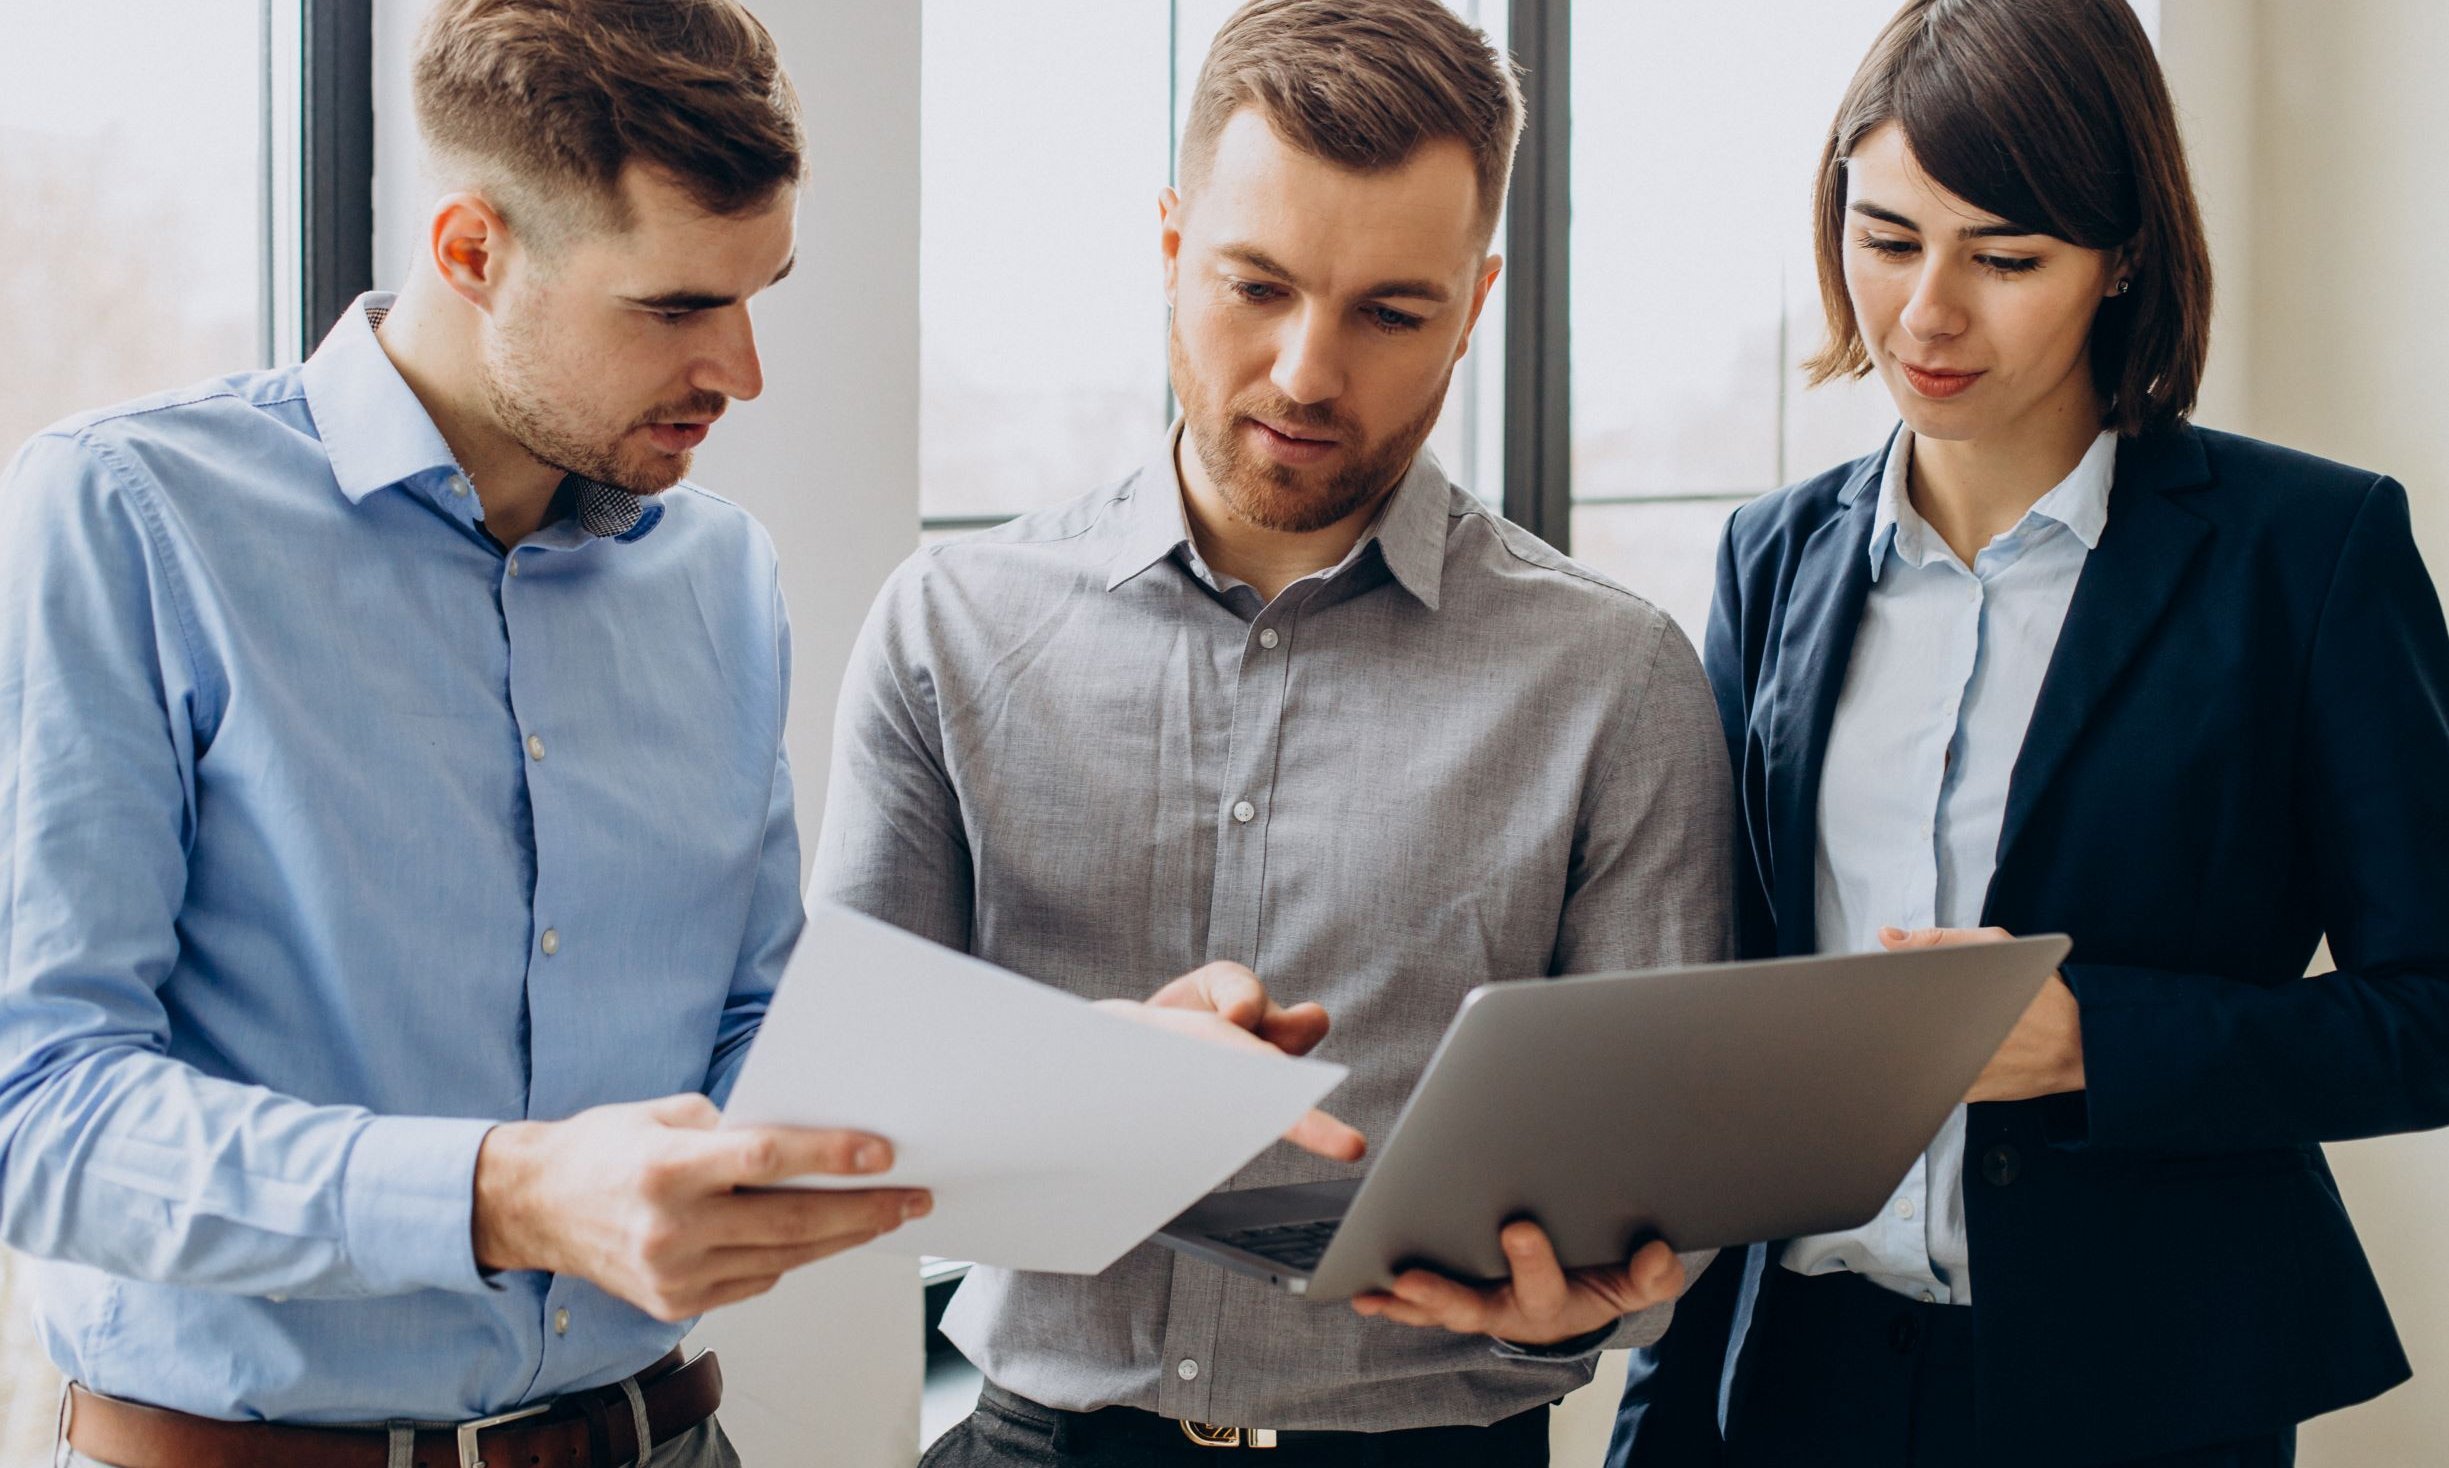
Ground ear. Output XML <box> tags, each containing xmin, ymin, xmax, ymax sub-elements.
<box><xmin>2104</xmin><ymin>240</ymin><xmax>2142</xmax><ymax>300</ymax></box>
<box><xmin>428</xmin><ymin>191</ymin><xmax>517</xmax><ymax>314</ymax></box>
<box><xmin>1454</xmin><ymin>253</ymin><xmax>1504</xmax><ymax>365</ymax></box>
<box><xmin>1158</xmin><ymin>186</ymin><xmax>1184</xmax><ymax>307</ymax></box>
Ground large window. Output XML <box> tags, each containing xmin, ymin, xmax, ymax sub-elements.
<box><xmin>0</xmin><ymin>5</ymin><xmax>361</xmax><ymax>1457</ymax></box>
<box><xmin>0</xmin><ymin>3</ymin><xmax>275</xmax><ymax>457</ymax></box>
<box><xmin>1564</xmin><ymin>1</ymin><xmax>1902</xmax><ymax>633</ymax></box>
<box><xmin>919</xmin><ymin>2</ymin><xmax>1919</xmax><ymax>636</ymax></box>
<box><xmin>918</xmin><ymin>0</ymin><xmax>1507</xmax><ymax>534</ymax></box>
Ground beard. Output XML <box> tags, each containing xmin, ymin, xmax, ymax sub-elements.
<box><xmin>1169</xmin><ymin>324</ymin><xmax>1450</xmax><ymax>535</ymax></box>
<box><xmin>479</xmin><ymin>306</ymin><xmax>723</xmax><ymax>495</ymax></box>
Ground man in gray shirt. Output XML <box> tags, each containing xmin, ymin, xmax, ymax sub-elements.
<box><xmin>820</xmin><ymin>1</ymin><xmax>1731</xmax><ymax>1462</ymax></box>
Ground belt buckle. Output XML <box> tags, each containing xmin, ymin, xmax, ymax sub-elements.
<box><xmin>454</xmin><ymin>1401</ymin><xmax>553</xmax><ymax>1468</ymax></box>
<box><xmin>1180</xmin><ymin>1419</ymin><xmax>1278</xmax><ymax>1449</ymax></box>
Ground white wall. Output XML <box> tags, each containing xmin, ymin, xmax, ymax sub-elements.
<box><xmin>373</xmin><ymin>1</ymin><xmax>924</xmax><ymax>1461</ymax></box>
<box><xmin>2162</xmin><ymin>3</ymin><xmax>2449</xmax><ymax>1461</ymax></box>
<box><xmin>681</xmin><ymin>0</ymin><xmax>925</xmax><ymax>1459</ymax></box>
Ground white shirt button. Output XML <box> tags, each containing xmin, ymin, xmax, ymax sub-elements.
<box><xmin>1895</xmin><ymin>1196</ymin><xmax>1916</xmax><ymax>1221</ymax></box>
<box><xmin>1176</xmin><ymin>1358</ymin><xmax>1199</xmax><ymax>1381</ymax></box>
<box><xmin>1231</xmin><ymin>801</ymin><xmax>1255</xmax><ymax>824</ymax></box>
<box><xmin>540</xmin><ymin>928</ymin><xmax>560</xmax><ymax>957</ymax></box>
<box><xmin>554</xmin><ymin>1307</ymin><xmax>571</xmax><ymax>1335</ymax></box>
<box><xmin>1258</xmin><ymin>628</ymin><xmax>1280</xmax><ymax>650</ymax></box>
<box><xmin>507</xmin><ymin>556</ymin><xmax>521</xmax><ymax>578</ymax></box>
<box><xmin>527</xmin><ymin>734</ymin><xmax>546</xmax><ymax>762</ymax></box>
<box><xmin>449</xmin><ymin>475</ymin><xmax>470</xmax><ymax>497</ymax></box>
<box><xmin>1919</xmin><ymin>1289</ymin><xmax>1937</xmax><ymax>1304</ymax></box>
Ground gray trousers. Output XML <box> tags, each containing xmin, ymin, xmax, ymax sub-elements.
<box><xmin>64</xmin><ymin>1414</ymin><xmax>740</xmax><ymax>1468</ymax></box>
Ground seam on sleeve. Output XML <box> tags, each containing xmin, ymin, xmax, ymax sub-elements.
<box><xmin>70</xmin><ymin>430</ymin><xmax>223</xmax><ymax>737</ymax></box>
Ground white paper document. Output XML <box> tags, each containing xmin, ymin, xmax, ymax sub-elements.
<box><xmin>721</xmin><ymin>904</ymin><xmax>1348</xmax><ymax>1275</ymax></box>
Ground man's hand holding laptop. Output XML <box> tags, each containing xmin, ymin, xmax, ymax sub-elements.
<box><xmin>1349</xmin><ymin>1224</ymin><xmax>1690</xmax><ymax>1346</ymax></box>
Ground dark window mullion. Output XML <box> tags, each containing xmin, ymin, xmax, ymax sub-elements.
<box><xmin>1502</xmin><ymin>0</ymin><xmax>1571</xmax><ymax>552</ymax></box>
<box><xmin>300</xmin><ymin>0</ymin><xmax>375</xmax><ymax>359</ymax></box>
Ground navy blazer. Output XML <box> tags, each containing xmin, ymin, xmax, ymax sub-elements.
<box><xmin>1612</xmin><ymin>424</ymin><xmax>2449</xmax><ymax>1467</ymax></box>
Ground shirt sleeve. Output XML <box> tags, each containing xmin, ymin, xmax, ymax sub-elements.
<box><xmin>809</xmin><ymin>556</ymin><xmax>976</xmax><ymax>949</ymax></box>
<box><xmin>1503</xmin><ymin>609</ymin><xmax>1736</xmax><ymax>1356</ymax></box>
<box><xmin>2066</xmin><ymin>475</ymin><xmax>2449</xmax><ymax>1153</ymax></box>
<box><xmin>705</xmin><ymin>569</ymin><xmax>803</xmax><ymax>1107</ymax></box>
<box><xmin>0</xmin><ymin>431</ymin><xmax>492</xmax><ymax>1299</ymax></box>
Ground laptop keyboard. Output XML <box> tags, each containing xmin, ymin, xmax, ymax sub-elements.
<box><xmin>1213</xmin><ymin>1220</ymin><xmax>1340</xmax><ymax>1272</ymax></box>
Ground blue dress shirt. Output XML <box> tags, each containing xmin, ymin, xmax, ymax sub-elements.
<box><xmin>1782</xmin><ymin>429</ymin><xmax>2115</xmax><ymax>1306</ymax></box>
<box><xmin>0</xmin><ymin>295</ymin><xmax>802</xmax><ymax>1422</ymax></box>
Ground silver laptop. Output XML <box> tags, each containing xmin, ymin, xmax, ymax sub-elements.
<box><xmin>1156</xmin><ymin>936</ymin><xmax>2069</xmax><ymax>1301</ymax></box>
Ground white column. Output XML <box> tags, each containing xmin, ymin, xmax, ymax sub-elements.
<box><xmin>679</xmin><ymin>0</ymin><xmax>925</xmax><ymax>1460</ymax></box>
<box><xmin>2161</xmin><ymin>5</ymin><xmax>2449</xmax><ymax>1463</ymax></box>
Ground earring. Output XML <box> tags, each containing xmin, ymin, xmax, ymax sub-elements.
<box><xmin>2115</xmin><ymin>278</ymin><xmax>2133</xmax><ymax>296</ymax></box>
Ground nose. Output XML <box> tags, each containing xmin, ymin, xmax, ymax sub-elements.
<box><xmin>697</xmin><ymin>308</ymin><xmax>765</xmax><ymax>403</ymax></box>
<box><xmin>1898</xmin><ymin>260</ymin><xmax>1968</xmax><ymax>344</ymax></box>
<box><xmin>1269</xmin><ymin>303</ymin><xmax>1346</xmax><ymax>407</ymax></box>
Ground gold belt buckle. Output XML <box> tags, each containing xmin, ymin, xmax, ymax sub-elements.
<box><xmin>1180</xmin><ymin>1419</ymin><xmax>1279</xmax><ymax>1449</ymax></box>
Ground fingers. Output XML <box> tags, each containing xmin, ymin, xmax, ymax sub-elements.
<box><xmin>692</xmin><ymin>1125</ymin><xmax>899</xmax><ymax>1190</ymax></box>
<box><xmin>1499</xmin><ymin>1221</ymin><xmax>1570</xmax><ymax>1320</ymax></box>
<box><xmin>1880</xmin><ymin>925</ymin><xmax>2015</xmax><ymax>949</ymax></box>
<box><xmin>1150</xmin><ymin>964</ymin><xmax>1336</xmax><ymax>1059</ymax></box>
<box><xmin>1350</xmin><ymin>1290</ymin><xmax>1451</xmax><ymax>1329</ymax></box>
<box><xmin>1145</xmin><ymin>961</ymin><xmax>1268</xmax><ymax>1030</ymax></box>
<box><xmin>1256</xmin><ymin>999</ymin><xmax>1331</xmax><ymax>1057</ymax></box>
<box><xmin>1625</xmin><ymin>1238</ymin><xmax>1686</xmax><ymax>1302</ymax></box>
<box><xmin>1378</xmin><ymin>1268</ymin><xmax>1495</xmax><ymax>1334</ymax></box>
<box><xmin>1283</xmin><ymin>1106</ymin><xmax>1368</xmax><ymax>1163</ymax></box>
<box><xmin>698</xmin><ymin>1185</ymin><xmax>932</xmax><ymax>1249</ymax></box>
<box><xmin>644</xmin><ymin>1092</ymin><xmax>722</xmax><ymax>1128</ymax></box>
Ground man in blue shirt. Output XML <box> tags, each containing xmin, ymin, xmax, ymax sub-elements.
<box><xmin>0</xmin><ymin>2</ymin><xmax>1353</xmax><ymax>1464</ymax></box>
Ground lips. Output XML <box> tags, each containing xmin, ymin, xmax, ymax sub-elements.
<box><xmin>1246</xmin><ymin>417</ymin><xmax>1341</xmax><ymax>467</ymax></box>
<box><xmin>644</xmin><ymin>422</ymin><xmax>711</xmax><ymax>454</ymax></box>
<box><xmin>1899</xmin><ymin>362</ymin><xmax>1983</xmax><ymax>400</ymax></box>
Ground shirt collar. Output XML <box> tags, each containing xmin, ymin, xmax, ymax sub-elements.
<box><xmin>1863</xmin><ymin>426</ymin><xmax>2116</xmax><ymax>579</ymax></box>
<box><xmin>1103</xmin><ymin>420</ymin><xmax>1448</xmax><ymax>610</ymax></box>
<box><xmin>298</xmin><ymin>292</ymin><xmax>664</xmax><ymax>543</ymax></box>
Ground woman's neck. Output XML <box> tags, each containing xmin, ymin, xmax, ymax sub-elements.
<box><xmin>1908</xmin><ymin>375</ymin><xmax>2106</xmax><ymax>565</ymax></box>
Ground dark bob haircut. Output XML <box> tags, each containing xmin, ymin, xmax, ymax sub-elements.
<box><xmin>1805</xmin><ymin>0</ymin><xmax>2213</xmax><ymax>435</ymax></box>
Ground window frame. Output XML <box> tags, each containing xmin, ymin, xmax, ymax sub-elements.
<box><xmin>915</xmin><ymin>0</ymin><xmax>1576</xmax><ymax>551</ymax></box>
<box><xmin>298</xmin><ymin>0</ymin><xmax>377</xmax><ymax>360</ymax></box>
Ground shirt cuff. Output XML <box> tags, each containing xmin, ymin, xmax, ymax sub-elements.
<box><xmin>1490</xmin><ymin>1320</ymin><xmax>1619</xmax><ymax>1362</ymax></box>
<box><xmin>340</xmin><ymin>1115</ymin><xmax>496</xmax><ymax>1295</ymax></box>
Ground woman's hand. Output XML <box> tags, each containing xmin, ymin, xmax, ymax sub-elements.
<box><xmin>1881</xmin><ymin>926</ymin><xmax>2085</xmax><ymax>1101</ymax></box>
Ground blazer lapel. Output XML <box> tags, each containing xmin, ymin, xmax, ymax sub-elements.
<box><xmin>1762</xmin><ymin>459</ymin><xmax>1882</xmax><ymax>955</ymax></box>
<box><xmin>1991</xmin><ymin>426</ymin><xmax>2215</xmax><ymax>894</ymax></box>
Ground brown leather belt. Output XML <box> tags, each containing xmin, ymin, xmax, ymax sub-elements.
<box><xmin>64</xmin><ymin>1348</ymin><xmax>720</xmax><ymax>1468</ymax></box>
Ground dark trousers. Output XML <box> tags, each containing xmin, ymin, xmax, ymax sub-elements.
<box><xmin>921</xmin><ymin>1384</ymin><xmax>1549</xmax><ymax>1468</ymax></box>
<box><xmin>1725</xmin><ymin>1269</ymin><xmax>2295</xmax><ymax>1468</ymax></box>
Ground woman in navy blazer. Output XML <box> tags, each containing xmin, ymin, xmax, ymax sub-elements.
<box><xmin>1610</xmin><ymin>2</ymin><xmax>2449</xmax><ymax>1465</ymax></box>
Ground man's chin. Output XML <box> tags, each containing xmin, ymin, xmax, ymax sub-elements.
<box><xmin>1223</xmin><ymin>481</ymin><xmax>1371</xmax><ymax>536</ymax></box>
<box><xmin>593</xmin><ymin>449</ymin><xmax>688</xmax><ymax>495</ymax></box>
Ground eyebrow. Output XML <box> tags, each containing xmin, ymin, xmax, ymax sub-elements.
<box><xmin>620</xmin><ymin>254</ymin><xmax>797</xmax><ymax>312</ymax></box>
<box><xmin>1219</xmin><ymin>243</ymin><xmax>1453</xmax><ymax>305</ymax></box>
<box><xmin>1850</xmin><ymin>201</ymin><xmax>2041</xmax><ymax>241</ymax></box>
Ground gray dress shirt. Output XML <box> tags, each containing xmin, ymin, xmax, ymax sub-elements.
<box><xmin>815</xmin><ymin>432</ymin><xmax>1733</xmax><ymax>1431</ymax></box>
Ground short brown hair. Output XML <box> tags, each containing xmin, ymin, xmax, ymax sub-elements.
<box><xmin>414</xmin><ymin>0</ymin><xmax>803</xmax><ymax>245</ymax></box>
<box><xmin>1180</xmin><ymin>0</ymin><xmax>1523</xmax><ymax>240</ymax></box>
<box><xmin>1806</xmin><ymin>0</ymin><xmax>2213</xmax><ymax>435</ymax></box>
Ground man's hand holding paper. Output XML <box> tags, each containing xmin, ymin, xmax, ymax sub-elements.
<box><xmin>721</xmin><ymin>906</ymin><xmax>1356</xmax><ymax>1276</ymax></box>
<box><xmin>1100</xmin><ymin>959</ymin><xmax>1368</xmax><ymax>1164</ymax></box>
